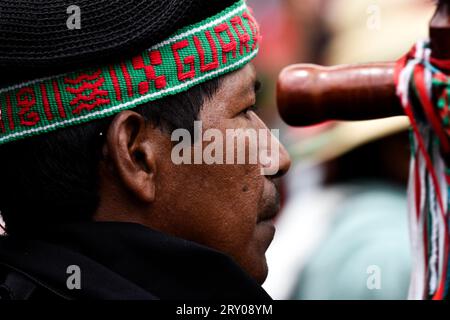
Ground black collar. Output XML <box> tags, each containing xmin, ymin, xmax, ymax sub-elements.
<box><xmin>0</xmin><ymin>222</ymin><xmax>272</xmax><ymax>300</ymax></box>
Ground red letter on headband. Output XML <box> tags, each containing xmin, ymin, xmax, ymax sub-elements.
<box><xmin>243</xmin><ymin>12</ymin><xmax>260</xmax><ymax>50</ymax></box>
<box><xmin>214</xmin><ymin>23</ymin><xmax>237</xmax><ymax>64</ymax></box>
<box><xmin>231</xmin><ymin>16</ymin><xmax>250</xmax><ymax>55</ymax></box>
<box><xmin>172</xmin><ymin>40</ymin><xmax>196</xmax><ymax>81</ymax></box>
<box><xmin>194</xmin><ymin>31</ymin><xmax>219</xmax><ymax>73</ymax></box>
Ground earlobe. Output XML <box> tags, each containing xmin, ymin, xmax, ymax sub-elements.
<box><xmin>104</xmin><ymin>111</ymin><xmax>157</xmax><ymax>203</ymax></box>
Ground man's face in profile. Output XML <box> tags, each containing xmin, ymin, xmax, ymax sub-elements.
<box><xmin>151</xmin><ymin>63</ymin><xmax>290</xmax><ymax>283</ymax></box>
<box><xmin>98</xmin><ymin>63</ymin><xmax>291</xmax><ymax>284</ymax></box>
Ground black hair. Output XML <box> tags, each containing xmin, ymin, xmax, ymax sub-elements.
<box><xmin>0</xmin><ymin>77</ymin><xmax>221</xmax><ymax>236</ymax></box>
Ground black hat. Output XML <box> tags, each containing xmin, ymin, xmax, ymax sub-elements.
<box><xmin>0</xmin><ymin>0</ymin><xmax>237</xmax><ymax>85</ymax></box>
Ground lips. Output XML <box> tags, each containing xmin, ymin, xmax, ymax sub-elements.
<box><xmin>258</xmin><ymin>206</ymin><xmax>278</xmax><ymax>223</ymax></box>
<box><xmin>257</xmin><ymin>189</ymin><xmax>280</xmax><ymax>223</ymax></box>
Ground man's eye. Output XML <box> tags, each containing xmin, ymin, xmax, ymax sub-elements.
<box><xmin>242</xmin><ymin>105</ymin><xmax>259</xmax><ymax>116</ymax></box>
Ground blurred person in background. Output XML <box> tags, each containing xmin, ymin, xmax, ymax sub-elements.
<box><xmin>249</xmin><ymin>0</ymin><xmax>435</xmax><ymax>299</ymax></box>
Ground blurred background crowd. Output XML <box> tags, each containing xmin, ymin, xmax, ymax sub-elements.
<box><xmin>247</xmin><ymin>0</ymin><xmax>436</xmax><ymax>300</ymax></box>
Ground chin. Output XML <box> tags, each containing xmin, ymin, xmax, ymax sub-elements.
<box><xmin>251</xmin><ymin>256</ymin><xmax>270</xmax><ymax>285</ymax></box>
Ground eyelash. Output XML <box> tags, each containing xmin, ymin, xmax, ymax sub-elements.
<box><xmin>242</xmin><ymin>104</ymin><xmax>259</xmax><ymax>116</ymax></box>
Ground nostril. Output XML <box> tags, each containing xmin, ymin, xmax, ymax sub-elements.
<box><xmin>268</xmin><ymin>157</ymin><xmax>291</xmax><ymax>180</ymax></box>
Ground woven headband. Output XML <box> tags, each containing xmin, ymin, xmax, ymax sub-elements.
<box><xmin>0</xmin><ymin>0</ymin><xmax>259</xmax><ymax>145</ymax></box>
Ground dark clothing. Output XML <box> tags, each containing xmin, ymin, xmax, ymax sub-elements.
<box><xmin>0</xmin><ymin>222</ymin><xmax>271</xmax><ymax>300</ymax></box>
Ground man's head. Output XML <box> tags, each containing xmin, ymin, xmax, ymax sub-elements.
<box><xmin>95</xmin><ymin>63</ymin><xmax>290</xmax><ymax>283</ymax></box>
<box><xmin>0</xmin><ymin>63</ymin><xmax>291</xmax><ymax>283</ymax></box>
<box><xmin>0</xmin><ymin>0</ymin><xmax>291</xmax><ymax>283</ymax></box>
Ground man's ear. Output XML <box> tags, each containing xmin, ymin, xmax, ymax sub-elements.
<box><xmin>104</xmin><ymin>110</ymin><xmax>156</xmax><ymax>203</ymax></box>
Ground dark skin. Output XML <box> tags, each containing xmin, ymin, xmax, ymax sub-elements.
<box><xmin>94</xmin><ymin>63</ymin><xmax>291</xmax><ymax>284</ymax></box>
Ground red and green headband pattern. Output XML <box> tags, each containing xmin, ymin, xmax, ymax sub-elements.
<box><xmin>0</xmin><ymin>0</ymin><xmax>259</xmax><ymax>145</ymax></box>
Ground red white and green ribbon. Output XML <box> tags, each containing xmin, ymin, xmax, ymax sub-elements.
<box><xmin>0</xmin><ymin>0</ymin><xmax>259</xmax><ymax>145</ymax></box>
<box><xmin>396</xmin><ymin>41</ymin><xmax>450</xmax><ymax>300</ymax></box>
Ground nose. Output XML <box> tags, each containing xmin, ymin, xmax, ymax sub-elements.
<box><xmin>260</xmin><ymin>128</ymin><xmax>291</xmax><ymax>178</ymax></box>
<box><xmin>271</xmin><ymin>138</ymin><xmax>291</xmax><ymax>179</ymax></box>
<box><xmin>254</xmin><ymin>114</ymin><xmax>292</xmax><ymax>177</ymax></box>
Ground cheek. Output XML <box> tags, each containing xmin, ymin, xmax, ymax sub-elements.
<box><xmin>195</xmin><ymin>121</ymin><xmax>267</xmax><ymax>242</ymax></box>
<box><xmin>202</xmin><ymin>164</ymin><xmax>265</xmax><ymax>260</ymax></box>
<box><xmin>167</xmin><ymin>160</ymin><xmax>265</xmax><ymax>251</ymax></box>
<box><xmin>198</xmin><ymin>163</ymin><xmax>264</xmax><ymax>234</ymax></box>
<box><xmin>154</xmin><ymin>115</ymin><xmax>268</xmax><ymax>253</ymax></box>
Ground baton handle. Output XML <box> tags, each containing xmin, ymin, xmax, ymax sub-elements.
<box><xmin>276</xmin><ymin>62</ymin><xmax>404</xmax><ymax>126</ymax></box>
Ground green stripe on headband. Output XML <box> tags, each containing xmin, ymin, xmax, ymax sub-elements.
<box><xmin>0</xmin><ymin>0</ymin><xmax>259</xmax><ymax>145</ymax></box>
